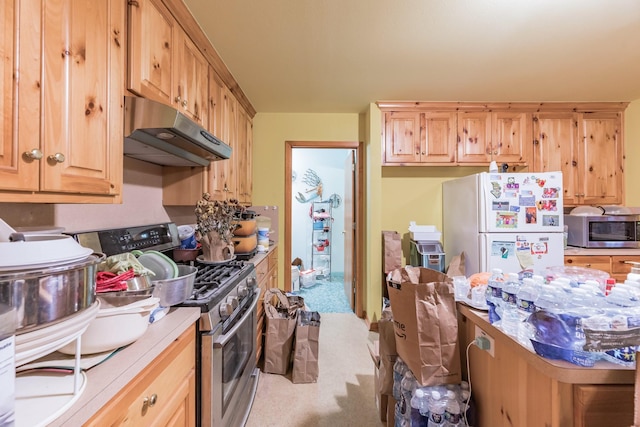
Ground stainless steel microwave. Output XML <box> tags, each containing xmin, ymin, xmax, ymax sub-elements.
<box><xmin>564</xmin><ymin>214</ymin><xmax>640</xmax><ymax>248</ymax></box>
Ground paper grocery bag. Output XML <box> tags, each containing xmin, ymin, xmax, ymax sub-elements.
<box><xmin>386</xmin><ymin>266</ymin><xmax>461</xmax><ymax>387</ymax></box>
<box><xmin>263</xmin><ymin>289</ymin><xmax>298</xmax><ymax>375</ymax></box>
<box><xmin>382</xmin><ymin>231</ymin><xmax>402</xmax><ymax>273</ymax></box>
<box><xmin>292</xmin><ymin>311</ymin><xmax>321</xmax><ymax>384</ymax></box>
<box><xmin>377</xmin><ymin>307</ymin><xmax>397</xmax><ymax>395</ymax></box>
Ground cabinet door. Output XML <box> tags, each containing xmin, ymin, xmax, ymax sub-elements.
<box><xmin>127</xmin><ymin>0</ymin><xmax>175</xmax><ymax>105</ymax></box>
<box><xmin>383</xmin><ymin>111</ymin><xmax>421</xmax><ymax>163</ymax></box>
<box><xmin>207</xmin><ymin>69</ymin><xmax>227</xmax><ymax>200</ymax></box>
<box><xmin>610</xmin><ymin>255</ymin><xmax>640</xmax><ymax>283</ymax></box>
<box><xmin>40</xmin><ymin>0</ymin><xmax>123</xmax><ymax>195</ymax></box>
<box><xmin>573</xmin><ymin>385</ymin><xmax>633</xmax><ymax>427</ymax></box>
<box><xmin>456</xmin><ymin>112</ymin><xmax>492</xmax><ymax>163</ymax></box>
<box><xmin>224</xmin><ymin>88</ymin><xmax>238</xmax><ymax>199</ymax></box>
<box><xmin>0</xmin><ymin>0</ymin><xmax>40</xmax><ymax>191</ymax></box>
<box><xmin>85</xmin><ymin>326</ymin><xmax>196</xmax><ymax>427</ymax></box>
<box><xmin>236</xmin><ymin>105</ymin><xmax>252</xmax><ymax>205</ymax></box>
<box><xmin>174</xmin><ymin>31</ymin><xmax>208</xmax><ymax>126</ymax></box>
<box><xmin>577</xmin><ymin>112</ymin><xmax>623</xmax><ymax>205</ymax></box>
<box><xmin>564</xmin><ymin>255</ymin><xmax>611</xmax><ymax>272</ymax></box>
<box><xmin>532</xmin><ymin>113</ymin><xmax>580</xmax><ymax>205</ymax></box>
<box><xmin>422</xmin><ymin>112</ymin><xmax>456</xmax><ymax>163</ymax></box>
<box><xmin>492</xmin><ymin>111</ymin><xmax>530</xmax><ymax>164</ymax></box>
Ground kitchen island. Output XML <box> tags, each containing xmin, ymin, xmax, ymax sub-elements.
<box><xmin>33</xmin><ymin>307</ymin><xmax>201</xmax><ymax>427</ymax></box>
<box><xmin>457</xmin><ymin>303</ymin><xmax>635</xmax><ymax>427</ymax></box>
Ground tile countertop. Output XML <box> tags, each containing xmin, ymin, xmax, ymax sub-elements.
<box><xmin>564</xmin><ymin>247</ymin><xmax>640</xmax><ymax>256</ymax></box>
<box><xmin>43</xmin><ymin>307</ymin><xmax>201</xmax><ymax>427</ymax></box>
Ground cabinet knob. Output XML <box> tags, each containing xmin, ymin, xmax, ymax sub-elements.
<box><xmin>141</xmin><ymin>393</ymin><xmax>158</xmax><ymax>414</ymax></box>
<box><xmin>174</xmin><ymin>95</ymin><xmax>182</xmax><ymax>104</ymax></box>
<box><xmin>48</xmin><ymin>153</ymin><xmax>65</xmax><ymax>163</ymax></box>
<box><xmin>182</xmin><ymin>99</ymin><xmax>188</xmax><ymax>108</ymax></box>
<box><xmin>24</xmin><ymin>149</ymin><xmax>43</xmax><ymax>160</ymax></box>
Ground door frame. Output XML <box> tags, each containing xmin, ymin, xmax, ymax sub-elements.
<box><xmin>284</xmin><ymin>140</ymin><xmax>365</xmax><ymax>318</ymax></box>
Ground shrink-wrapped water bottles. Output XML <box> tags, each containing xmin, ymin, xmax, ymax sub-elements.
<box><xmin>443</xmin><ymin>390</ymin><xmax>462</xmax><ymax>426</ymax></box>
<box><xmin>393</xmin><ymin>357</ymin><xmax>408</xmax><ymax>401</ymax></box>
<box><xmin>485</xmin><ymin>268</ymin><xmax>504</xmax><ymax>324</ymax></box>
<box><xmin>516</xmin><ymin>278</ymin><xmax>539</xmax><ymax>348</ymax></box>
<box><xmin>427</xmin><ymin>390</ymin><xmax>446</xmax><ymax>427</ymax></box>
<box><xmin>500</xmin><ymin>273</ymin><xmax>521</xmax><ymax>336</ymax></box>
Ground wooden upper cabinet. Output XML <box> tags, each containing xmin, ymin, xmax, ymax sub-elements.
<box><xmin>456</xmin><ymin>112</ymin><xmax>492</xmax><ymax>163</ymax></box>
<box><xmin>577</xmin><ymin>112</ymin><xmax>623</xmax><ymax>205</ymax></box>
<box><xmin>208</xmin><ymin>84</ymin><xmax>237</xmax><ymax>201</ymax></box>
<box><xmin>383</xmin><ymin>111</ymin><xmax>421</xmax><ymax>163</ymax></box>
<box><xmin>383</xmin><ymin>111</ymin><xmax>455</xmax><ymax>164</ymax></box>
<box><xmin>128</xmin><ymin>0</ymin><xmax>207</xmax><ymax>126</ymax></box>
<box><xmin>173</xmin><ymin>30</ymin><xmax>208</xmax><ymax>126</ymax></box>
<box><xmin>0</xmin><ymin>0</ymin><xmax>124</xmax><ymax>202</ymax></box>
<box><xmin>531</xmin><ymin>112</ymin><xmax>580</xmax><ymax>205</ymax></box>
<box><xmin>456</xmin><ymin>111</ymin><xmax>529</xmax><ymax>165</ymax></box>
<box><xmin>237</xmin><ymin>105</ymin><xmax>253</xmax><ymax>204</ymax></box>
<box><xmin>127</xmin><ymin>0</ymin><xmax>174</xmax><ymax>105</ymax></box>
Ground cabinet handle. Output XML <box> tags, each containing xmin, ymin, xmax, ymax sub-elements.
<box><xmin>142</xmin><ymin>393</ymin><xmax>158</xmax><ymax>413</ymax></box>
<box><xmin>585</xmin><ymin>264</ymin><xmax>591</xmax><ymax>268</ymax></box>
<box><xmin>48</xmin><ymin>153</ymin><xmax>65</xmax><ymax>163</ymax></box>
<box><xmin>182</xmin><ymin>99</ymin><xmax>188</xmax><ymax>108</ymax></box>
<box><xmin>174</xmin><ymin>95</ymin><xmax>182</xmax><ymax>104</ymax></box>
<box><xmin>24</xmin><ymin>149</ymin><xmax>43</xmax><ymax>160</ymax></box>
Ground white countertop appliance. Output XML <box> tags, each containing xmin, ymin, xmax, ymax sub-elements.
<box><xmin>442</xmin><ymin>172</ymin><xmax>565</xmax><ymax>276</ymax></box>
<box><xmin>68</xmin><ymin>223</ymin><xmax>259</xmax><ymax>427</ymax></box>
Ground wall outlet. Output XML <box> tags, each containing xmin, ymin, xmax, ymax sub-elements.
<box><xmin>474</xmin><ymin>325</ymin><xmax>495</xmax><ymax>357</ymax></box>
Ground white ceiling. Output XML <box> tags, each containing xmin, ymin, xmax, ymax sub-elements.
<box><xmin>183</xmin><ymin>0</ymin><xmax>640</xmax><ymax>114</ymax></box>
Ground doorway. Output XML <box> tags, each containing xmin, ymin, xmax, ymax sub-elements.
<box><xmin>284</xmin><ymin>141</ymin><xmax>365</xmax><ymax>318</ymax></box>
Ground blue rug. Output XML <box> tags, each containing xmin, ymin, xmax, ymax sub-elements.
<box><xmin>291</xmin><ymin>273</ymin><xmax>352</xmax><ymax>313</ymax></box>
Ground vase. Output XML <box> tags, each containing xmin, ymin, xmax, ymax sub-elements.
<box><xmin>200</xmin><ymin>231</ymin><xmax>235</xmax><ymax>262</ymax></box>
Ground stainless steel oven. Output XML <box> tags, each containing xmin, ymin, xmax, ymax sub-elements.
<box><xmin>201</xmin><ymin>289</ymin><xmax>259</xmax><ymax>427</ymax></box>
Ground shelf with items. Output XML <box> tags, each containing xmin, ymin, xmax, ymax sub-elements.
<box><xmin>311</xmin><ymin>202</ymin><xmax>332</xmax><ymax>280</ymax></box>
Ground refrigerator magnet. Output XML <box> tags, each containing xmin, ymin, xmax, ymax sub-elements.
<box><xmin>542</xmin><ymin>215</ymin><xmax>560</xmax><ymax>226</ymax></box>
<box><xmin>542</xmin><ymin>187</ymin><xmax>560</xmax><ymax>199</ymax></box>
<box><xmin>531</xmin><ymin>242</ymin><xmax>548</xmax><ymax>254</ymax></box>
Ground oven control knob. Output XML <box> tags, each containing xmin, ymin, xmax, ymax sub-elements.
<box><xmin>219</xmin><ymin>302</ymin><xmax>234</xmax><ymax>318</ymax></box>
<box><xmin>227</xmin><ymin>295</ymin><xmax>239</xmax><ymax>310</ymax></box>
<box><xmin>246</xmin><ymin>276</ymin><xmax>257</xmax><ymax>288</ymax></box>
<box><xmin>237</xmin><ymin>285</ymin><xmax>248</xmax><ymax>297</ymax></box>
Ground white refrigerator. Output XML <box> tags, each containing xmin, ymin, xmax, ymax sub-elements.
<box><xmin>442</xmin><ymin>171</ymin><xmax>565</xmax><ymax>276</ymax></box>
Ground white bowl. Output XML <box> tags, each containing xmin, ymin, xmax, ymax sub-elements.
<box><xmin>57</xmin><ymin>297</ymin><xmax>159</xmax><ymax>355</ymax></box>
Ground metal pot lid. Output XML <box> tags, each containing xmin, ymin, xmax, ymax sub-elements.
<box><xmin>0</xmin><ymin>234</ymin><xmax>94</xmax><ymax>271</ymax></box>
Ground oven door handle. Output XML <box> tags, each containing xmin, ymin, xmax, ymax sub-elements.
<box><xmin>213</xmin><ymin>290</ymin><xmax>260</xmax><ymax>349</ymax></box>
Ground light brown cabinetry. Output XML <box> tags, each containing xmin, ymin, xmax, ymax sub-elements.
<box><xmin>458</xmin><ymin>304</ymin><xmax>634</xmax><ymax>427</ymax></box>
<box><xmin>456</xmin><ymin>111</ymin><xmax>529</xmax><ymax>165</ymax></box>
<box><xmin>84</xmin><ymin>325</ymin><xmax>196</xmax><ymax>426</ymax></box>
<box><xmin>0</xmin><ymin>0</ymin><xmax>124</xmax><ymax>203</ymax></box>
<box><xmin>577</xmin><ymin>112</ymin><xmax>623</xmax><ymax>205</ymax></box>
<box><xmin>533</xmin><ymin>111</ymin><xmax>623</xmax><ymax>206</ymax></box>
<box><xmin>237</xmin><ymin>105</ymin><xmax>253</xmax><ymax>204</ymax></box>
<box><xmin>128</xmin><ymin>0</ymin><xmax>208</xmax><ymax>125</ymax></box>
<box><xmin>254</xmin><ymin>247</ymin><xmax>279</xmax><ymax>363</ymax></box>
<box><xmin>531</xmin><ymin>112</ymin><xmax>580</xmax><ymax>204</ymax></box>
<box><xmin>565</xmin><ymin>254</ymin><xmax>640</xmax><ymax>283</ymax></box>
<box><xmin>382</xmin><ymin>111</ymin><xmax>456</xmax><ymax>164</ymax></box>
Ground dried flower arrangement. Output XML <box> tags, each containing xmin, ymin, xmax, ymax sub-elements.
<box><xmin>194</xmin><ymin>193</ymin><xmax>244</xmax><ymax>261</ymax></box>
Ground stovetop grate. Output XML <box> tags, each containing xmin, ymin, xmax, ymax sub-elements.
<box><xmin>178</xmin><ymin>260</ymin><xmax>253</xmax><ymax>311</ymax></box>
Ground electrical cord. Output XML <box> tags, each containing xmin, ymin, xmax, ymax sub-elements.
<box><xmin>464</xmin><ymin>339</ymin><xmax>479</xmax><ymax>427</ymax></box>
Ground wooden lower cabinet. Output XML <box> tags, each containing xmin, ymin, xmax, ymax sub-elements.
<box><xmin>564</xmin><ymin>254</ymin><xmax>640</xmax><ymax>282</ymax></box>
<box><xmin>458</xmin><ymin>305</ymin><xmax>634</xmax><ymax>427</ymax></box>
<box><xmin>254</xmin><ymin>246</ymin><xmax>279</xmax><ymax>364</ymax></box>
<box><xmin>84</xmin><ymin>325</ymin><xmax>196</xmax><ymax>426</ymax></box>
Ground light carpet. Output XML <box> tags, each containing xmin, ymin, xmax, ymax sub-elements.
<box><xmin>246</xmin><ymin>313</ymin><xmax>384</xmax><ymax>427</ymax></box>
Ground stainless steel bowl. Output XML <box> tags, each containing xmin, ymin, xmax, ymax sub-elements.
<box><xmin>0</xmin><ymin>253</ymin><xmax>104</xmax><ymax>334</ymax></box>
<box><xmin>151</xmin><ymin>265</ymin><xmax>197</xmax><ymax>306</ymax></box>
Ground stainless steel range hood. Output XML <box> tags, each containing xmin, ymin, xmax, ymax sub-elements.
<box><xmin>124</xmin><ymin>96</ymin><xmax>231</xmax><ymax>167</ymax></box>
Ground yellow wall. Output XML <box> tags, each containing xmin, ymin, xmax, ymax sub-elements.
<box><xmin>254</xmin><ymin>100</ymin><xmax>640</xmax><ymax>325</ymax></box>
